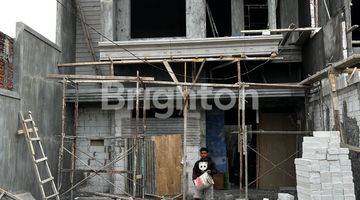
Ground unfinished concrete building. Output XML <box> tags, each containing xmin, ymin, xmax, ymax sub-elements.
<box><xmin>1</xmin><ymin>0</ymin><xmax>360</xmax><ymax>199</ymax></box>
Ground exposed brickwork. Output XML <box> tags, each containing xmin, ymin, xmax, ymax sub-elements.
<box><xmin>308</xmin><ymin>79</ymin><xmax>360</xmax><ymax>197</ymax></box>
<box><xmin>0</xmin><ymin>31</ymin><xmax>14</xmax><ymax>90</ymax></box>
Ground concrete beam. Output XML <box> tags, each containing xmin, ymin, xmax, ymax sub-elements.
<box><xmin>231</xmin><ymin>0</ymin><xmax>245</xmax><ymax>36</ymax></box>
<box><xmin>268</xmin><ymin>0</ymin><xmax>277</xmax><ymax>29</ymax></box>
<box><xmin>186</xmin><ymin>0</ymin><xmax>206</xmax><ymax>38</ymax></box>
<box><xmin>116</xmin><ymin>0</ymin><xmax>131</xmax><ymax>41</ymax></box>
<box><xmin>101</xmin><ymin>0</ymin><xmax>116</xmax><ymax>41</ymax></box>
<box><xmin>99</xmin><ymin>35</ymin><xmax>282</xmax><ymax>60</ymax></box>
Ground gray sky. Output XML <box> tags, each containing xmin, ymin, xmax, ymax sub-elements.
<box><xmin>0</xmin><ymin>0</ymin><xmax>57</xmax><ymax>42</ymax></box>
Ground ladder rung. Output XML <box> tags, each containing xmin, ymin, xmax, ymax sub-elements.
<box><xmin>41</xmin><ymin>177</ymin><xmax>54</xmax><ymax>184</ymax></box>
<box><xmin>30</xmin><ymin>137</ymin><xmax>41</xmax><ymax>141</ymax></box>
<box><xmin>45</xmin><ymin>193</ymin><xmax>59</xmax><ymax>199</ymax></box>
<box><xmin>24</xmin><ymin>119</ymin><xmax>33</xmax><ymax>123</ymax></box>
<box><xmin>18</xmin><ymin>127</ymin><xmax>38</xmax><ymax>135</ymax></box>
<box><xmin>35</xmin><ymin>157</ymin><xmax>47</xmax><ymax>163</ymax></box>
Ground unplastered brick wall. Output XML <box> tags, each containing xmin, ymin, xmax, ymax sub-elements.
<box><xmin>308</xmin><ymin>77</ymin><xmax>360</xmax><ymax>131</ymax></box>
<box><xmin>308</xmin><ymin>78</ymin><xmax>360</xmax><ymax>196</ymax></box>
<box><xmin>0</xmin><ymin>31</ymin><xmax>14</xmax><ymax>90</ymax></box>
<box><xmin>295</xmin><ymin>131</ymin><xmax>355</xmax><ymax>199</ymax></box>
<box><xmin>75</xmin><ymin>107</ymin><xmax>114</xmax><ymax>193</ymax></box>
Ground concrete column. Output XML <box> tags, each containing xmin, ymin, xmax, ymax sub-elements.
<box><xmin>268</xmin><ymin>0</ymin><xmax>277</xmax><ymax>29</ymax></box>
<box><xmin>101</xmin><ymin>0</ymin><xmax>116</xmax><ymax>41</ymax></box>
<box><xmin>231</xmin><ymin>0</ymin><xmax>245</xmax><ymax>36</ymax></box>
<box><xmin>186</xmin><ymin>0</ymin><xmax>206</xmax><ymax>38</ymax></box>
<box><xmin>116</xmin><ymin>0</ymin><xmax>131</xmax><ymax>41</ymax></box>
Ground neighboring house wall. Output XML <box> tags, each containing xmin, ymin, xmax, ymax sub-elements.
<box><xmin>0</xmin><ymin>23</ymin><xmax>62</xmax><ymax>199</ymax></box>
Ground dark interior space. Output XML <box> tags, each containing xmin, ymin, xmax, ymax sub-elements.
<box><xmin>131</xmin><ymin>0</ymin><xmax>186</xmax><ymax>38</ymax></box>
<box><xmin>208</xmin><ymin>61</ymin><xmax>302</xmax><ymax>84</ymax></box>
<box><xmin>224</xmin><ymin>104</ymin><xmax>258</xmax><ymax>187</ymax></box>
<box><xmin>206</xmin><ymin>0</ymin><xmax>232</xmax><ymax>37</ymax></box>
<box><xmin>352</xmin><ymin>0</ymin><xmax>360</xmax><ymax>41</ymax></box>
<box><xmin>223</xmin><ymin>98</ymin><xmax>302</xmax><ymax>188</ymax></box>
<box><xmin>244</xmin><ymin>0</ymin><xmax>268</xmax><ymax>29</ymax></box>
<box><xmin>114</xmin><ymin>63</ymin><xmax>187</xmax><ymax>82</ymax></box>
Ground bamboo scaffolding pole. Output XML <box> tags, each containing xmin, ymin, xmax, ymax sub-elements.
<box><xmin>70</xmin><ymin>83</ymin><xmax>79</xmax><ymax>200</ymax></box>
<box><xmin>237</xmin><ymin>60</ymin><xmax>243</xmax><ymax>195</ymax></box>
<box><xmin>56</xmin><ymin>57</ymin><xmax>282</xmax><ymax>68</ymax></box>
<box><xmin>132</xmin><ymin>71</ymin><xmax>140</xmax><ymax>197</ymax></box>
<box><xmin>241</xmin><ymin>27</ymin><xmax>320</xmax><ymax>34</ymax></box>
<box><xmin>54</xmin><ymin>77</ymin><xmax>306</xmax><ymax>89</ymax></box>
<box><xmin>57</xmin><ymin>78</ymin><xmax>66</xmax><ymax>190</ymax></box>
<box><xmin>242</xmin><ymin>86</ymin><xmax>248</xmax><ymax>199</ymax></box>
<box><xmin>182</xmin><ymin>62</ymin><xmax>188</xmax><ymax>200</ymax></box>
<box><xmin>141</xmin><ymin>78</ymin><xmax>147</xmax><ymax>199</ymax></box>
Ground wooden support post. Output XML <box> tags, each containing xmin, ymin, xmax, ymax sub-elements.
<box><xmin>109</xmin><ymin>57</ymin><xmax>114</xmax><ymax>76</ymax></box>
<box><xmin>163</xmin><ymin>60</ymin><xmax>186</xmax><ymax>99</ymax></box>
<box><xmin>183</xmin><ymin>62</ymin><xmax>188</xmax><ymax>200</ymax></box>
<box><xmin>141</xmin><ymin>78</ymin><xmax>147</xmax><ymax>199</ymax></box>
<box><xmin>318</xmin><ymin>81</ymin><xmax>325</xmax><ymax>130</ymax></box>
<box><xmin>57</xmin><ymin>79</ymin><xmax>66</xmax><ymax>189</ymax></box>
<box><xmin>242</xmin><ymin>86</ymin><xmax>248</xmax><ymax>200</ymax></box>
<box><xmin>192</xmin><ymin>60</ymin><xmax>206</xmax><ymax>84</ymax></box>
<box><xmin>70</xmin><ymin>83</ymin><xmax>79</xmax><ymax>200</ymax></box>
<box><xmin>133</xmin><ymin>71</ymin><xmax>140</xmax><ymax>197</ymax></box>
<box><xmin>237</xmin><ymin>61</ymin><xmax>243</xmax><ymax>194</ymax></box>
<box><xmin>328</xmin><ymin>66</ymin><xmax>344</xmax><ymax>142</ymax></box>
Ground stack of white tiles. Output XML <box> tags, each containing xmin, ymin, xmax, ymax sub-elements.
<box><xmin>295</xmin><ymin>131</ymin><xmax>356</xmax><ymax>200</ymax></box>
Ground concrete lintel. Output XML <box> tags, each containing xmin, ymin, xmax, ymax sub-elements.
<box><xmin>99</xmin><ymin>35</ymin><xmax>282</xmax><ymax>60</ymax></box>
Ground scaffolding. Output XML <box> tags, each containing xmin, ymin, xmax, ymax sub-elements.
<box><xmin>48</xmin><ymin>53</ymin><xmax>360</xmax><ymax>199</ymax></box>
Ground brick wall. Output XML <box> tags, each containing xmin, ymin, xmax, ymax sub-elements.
<box><xmin>74</xmin><ymin>106</ymin><xmax>203</xmax><ymax>197</ymax></box>
<box><xmin>308</xmin><ymin>73</ymin><xmax>360</xmax><ymax>197</ymax></box>
<box><xmin>75</xmin><ymin>107</ymin><xmax>113</xmax><ymax>193</ymax></box>
<box><xmin>0</xmin><ymin>31</ymin><xmax>14</xmax><ymax>90</ymax></box>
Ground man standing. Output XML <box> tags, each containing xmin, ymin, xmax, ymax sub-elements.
<box><xmin>192</xmin><ymin>147</ymin><xmax>218</xmax><ymax>200</ymax></box>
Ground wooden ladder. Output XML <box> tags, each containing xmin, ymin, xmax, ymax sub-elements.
<box><xmin>0</xmin><ymin>187</ymin><xmax>22</xmax><ymax>200</ymax></box>
<box><xmin>18</xmin><ymin>111</ymin><xmax>60</xmax><ymax>200</ymax></box>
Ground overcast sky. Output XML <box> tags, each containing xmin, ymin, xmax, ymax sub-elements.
<box><xmin>0</xmin><ymin>0</ymin><xmax>57</xmax><ymax>42</ymax></box>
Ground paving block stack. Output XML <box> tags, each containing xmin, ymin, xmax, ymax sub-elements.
<box><xmin>295</xmin><ymin>131</ymin><xmax>356</xmax><ymax>200</ymax></box>
<box><xmin>277</xmin><ymin>193</ymin><xmax>294</xmax><ymax>200</ymax></box>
